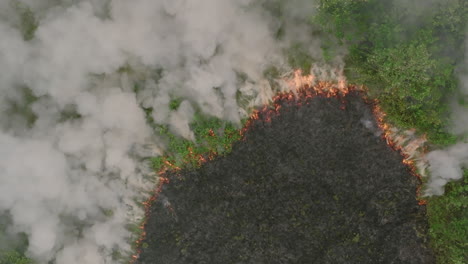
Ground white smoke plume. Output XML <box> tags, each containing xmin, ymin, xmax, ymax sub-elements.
<box><xmin>425</xmin><ymin>32</ymin><xmax>468</xmax><ymax>196</ymax></box>
<box><xmin>0</xmin><ymin>0</ymin><xmax>330</xmax><ymax>263</ymax></box>
<box><xmin>426</xmin><ymin>143</ymin><xmax>468</xmax><ymax>196</ymax></box>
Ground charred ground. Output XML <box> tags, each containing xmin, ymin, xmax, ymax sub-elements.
<box><xmin>137</xmin><ymin>91</ymin><xmax>434</xmax><ymax>264</ymax></box>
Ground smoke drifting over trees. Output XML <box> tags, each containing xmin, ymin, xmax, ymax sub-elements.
<box><xmin>0</xmin><ymin>0</ymin><xmax>332</xmax><ymax>263</ymax></box>
<box><xmin>0</xmin><ymin>0</ymin><xmax>288</xmax><ymax>264</ymax></box>
<box><xmin>0</xmin><ymin>0</ymin><xmax>466</xmax><ymax>263</ymax></box>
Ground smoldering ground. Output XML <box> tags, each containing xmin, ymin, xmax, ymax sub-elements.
<box><xmin>138</xmin><ymin>90</ymin><xmax>434</xmax><ymax>264</ymax></box>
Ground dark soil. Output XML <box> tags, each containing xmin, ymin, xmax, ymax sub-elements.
<box><xmin>137</xmin><ymin>91</ymin><xmax>434</xmax><ymax>264</ymax></box>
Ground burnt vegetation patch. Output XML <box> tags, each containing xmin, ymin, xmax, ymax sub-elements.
<box><xmin>138</xmin><ymin>91</ymin><xmax>434</xmax><ymax>264</ymax></box>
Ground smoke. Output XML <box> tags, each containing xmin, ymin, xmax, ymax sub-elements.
<box><xmin>426</xmin><ymin>143</ymin><xmax>468</xmax><ymax>195</ymax></box>
<box><xmin>0</xmin><ymin>0</ymin><xmax>332</xmax><ymax>263</ymax></box>
<box><xmin>425</xmin><ymin>32</ymin><xmax>468</xmax><ymax>196</ymax></box>
<box><xmin>450</xmin><ymin>33</ymin><xmax>468</xmax><ymax>136</ymax></box>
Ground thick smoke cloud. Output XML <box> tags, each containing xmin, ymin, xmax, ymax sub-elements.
<box><xmin>0</xmin><ymin>0</ymin><xmax>327</xmax><ymax>263</ymax></box>
<box><xmin>426</xmin><ymin>143</ymin><xmax>468</xmax><ymax>195</ymax></box>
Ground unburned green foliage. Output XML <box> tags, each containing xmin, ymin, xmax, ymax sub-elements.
<box><xmin>169</xmin><ymin>98</ymin><xmax>182</xmax><ymax>110</ymax></box>
<box><xmin>6</xmin><ymin>86</ymin><xmax>38</xmax><ymax>128</ymax></box>
<box><xmin>150</xmin><ymin>113</ymin><xmax>241</xmax><ymax>171</ymax></box>
<box><xmin>0</xmin><ymin>221</ymin><xmax>32</xmax><ymax>264</ymax></box>
<box><xmin>0</xmin><ymin>251</ymin><xmax>33</xmax><ymax>264</ymax></box>
<box><xmin>287</xmin><ymin>43</ymin><xmax>313</xmax><ymax>73</ymax></box>
<box><xmin>427</xmin><ymin>170</ymin><xmax>468</xmax><ymax>264</ymax></box>
<box><xmin>11</xmin><ymin>1</ymin><xmax>38</xmax><ymax>41</ymax></box>
<box><xmin>357</xmin><ymin>42</ymin><xmax>456</xmax><ymax>142</ymax></box>
<box><xmin>315</xmin><ymin>0</ymin><xmax>466</xmax><ymax>145</ymax></box>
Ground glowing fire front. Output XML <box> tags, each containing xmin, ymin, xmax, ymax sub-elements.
<box><xmin>131</xmin><ymin>69</ymin><xmax>429</xmax><ymax>262</ymax></box>
<box><xmin>244</xmin><ymin>69</ymin><xmax>428</xmax><ymax>203</ymax></box>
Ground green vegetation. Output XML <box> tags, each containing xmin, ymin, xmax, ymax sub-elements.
<box><xmin>0</xmin><ymin>251</ymin><xmax>33</xmax><ymax>264</ymax></box>
<box><xmin>169</xmin><ymin>98</ymin><xmax>183</xmax><ymax>111</ymax></box>
<box><xmin>287</xmin><ymin>43</ymin><xmax>313</xmax><ymax>73</ymax></box>
<box><xmin>6</xmin><ymin>86</ymin><xmax>39</xmax><ymax>127</ymax></box>
<box><xmin>0</xmin><ymin>214</ymin><xmax>34</xmax><ymax>264</ymax></box>
<box><xmin>356</xmin><ymin>41</ymin><xmax>457</xmax><ymax>143</ymax></box>
<box><xmin>427</xmin><ymin>170</ymin><xmax>468</xmax><ymax>264</ymax></box>
<box><xmin>150</xmin><ymin>111</ymin><xmax>241</xmax><ymax>171</ymax></box>
<box><xmin>11</xmin><ymin>0</ymin><xmax>38</xmax><ymax>41</ymax></box>
<box><xmin>313</xmin><ymin>0</ymin><xmax>466</xmax><ymax>145</ymax></box>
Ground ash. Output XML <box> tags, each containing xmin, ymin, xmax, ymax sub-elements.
<box><xmin>138</xmin><ymin>91</ymin><xmax>434</xmax><ymax>264</ymax></box>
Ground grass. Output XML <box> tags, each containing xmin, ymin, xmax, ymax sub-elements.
<box><xmin>427</xmin><ymin>169</ymin><xmax>468</xmax><ymax>264</ymax></box>
<box><xmin>0</xmin><ymin>251</ymin><xmax>33</xmax><ymax>264</ymax></box>
<box><xmin>0</xmin><ymin>216</ymin><xmax>34</xmax><ymax>264</ymax></box>
<box><xmin>150</xmin><ymin>112</ymin><xmax>241</xmax><ymax>171</ymax></box>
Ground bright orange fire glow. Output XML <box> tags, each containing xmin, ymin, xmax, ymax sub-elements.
<box><xmin>287</xmin><ymin>69</ymin><xmax>315</xmax><ymax>90</ymax></box>
<box><xmin>242</xmin><ymin>70</ymin><xmax>427</xmax><ymax>204</ymax></box>
<box><xmin>372</xmin><ymin>104</ymin><xmax>427</xmax><ymax>205</ymax></box>
<box><xmin>130</xmin><ymin>175</ymin><xmax>169</xmax><ymax>263</ymax></box>
<box><xmin>241</xmin><ymin>69</ymin><xmax>355</xmax><ymax>137</ymax></box>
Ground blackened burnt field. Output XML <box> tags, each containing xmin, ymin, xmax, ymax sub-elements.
<box><xmin>138</xmin><ymin>89</ymin><xmax>434</xmax><ymax>264</ymax></box>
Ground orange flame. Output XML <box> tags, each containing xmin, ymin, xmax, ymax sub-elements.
<box><xmin>243</xmin><ymin>70</ymin><xmax>427</xmax><ymax>204</ymax></box>
<box><xmin>130</xmin><ymin>175</ymin><xmax>170</xmax><ymax>263</ymax></box>
<box><xmin>287</xmin><ymin>69</ymin><xmax>315</xmax><ymax>90</ymax></box>
<box><xmin>372</xmin><ymin>104</ymin><xmax>427</xmax><ymax>204</ymax></box>
<box><xmin>241</xmin><ymin>70</ymin><xmax>355</xmax><ymax>137</ymax></box>
<box><xmin>131</xmin><ymin>128</ymin><xmax>224</xmax><ymax>262</ymax></box>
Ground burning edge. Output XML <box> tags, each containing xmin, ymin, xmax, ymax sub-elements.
<box><xmin>130</xmin><ymin>71</ymin><xmax>429</xmax><ymax>262</ymax></box>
